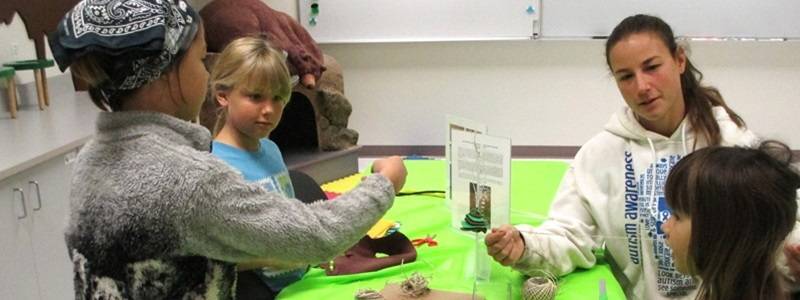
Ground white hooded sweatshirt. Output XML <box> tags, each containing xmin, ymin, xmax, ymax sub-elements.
<box><xmin>514</xmin><ymin>106</ymin><xmax>765</xmax><ymax>299</ymax></box>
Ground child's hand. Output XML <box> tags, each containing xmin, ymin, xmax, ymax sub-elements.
<box><xmin>371</xmin><ymin>156</ymin><xmax>407</xmax><ymax>194</ymax></box>
<box><xmin>485</xmin><ymin>225</ymin><xmax>525</xmax><ymax>266</ymax></box>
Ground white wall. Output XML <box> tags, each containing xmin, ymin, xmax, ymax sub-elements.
<box><xmin>195</xmin><ymin>0</ymin><xmax>800</xmax><ymax>149</ymax></box>
<box><xmin>323</xmin><ymin>40</ymin><xmax>800</xmax><ymax>149</ymax></box>
<box><xmin>4</xmin><ymin>1</ymin><xmax>797</xmax><ymax>149</ymax></box>
<box><xmin>0</xmin><ymin>14</ymin><xmax>65</xmax><ymax>84</ymax></box>
<box><xmin>188</xmin><ymin>0</ymin><xmax>296</xmax><ymax>15</ymax></box>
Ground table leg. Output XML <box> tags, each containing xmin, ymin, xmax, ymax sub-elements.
<box><xmin>7</xmin><ymin>78</ymin><xmax>17</xmax><ymax>119</ymax></box>
<box><xmin>34</xmin><ymin>70</ymin><xmax>45</xmax><ymax>110</ymax></box>
<box><xmin>41</xmin><ymin>69</ymin><xmax>50</xmax><ymax>107</ymax></box>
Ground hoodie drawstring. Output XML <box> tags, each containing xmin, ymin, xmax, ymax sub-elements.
<box><xmin>648</xmin><ymin>122</ymin><xmax>688</xmax><ymax>202</ymax></box>
<box><xmin>680</xmin><ymin>122</ymin><xmax>688</xmax><ymax>156</ymax></box>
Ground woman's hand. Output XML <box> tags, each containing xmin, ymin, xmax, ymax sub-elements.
<box><xmin>485</xmin><ymin>224</ymin><xmax>525</xmax><ymax>266</ymax></box>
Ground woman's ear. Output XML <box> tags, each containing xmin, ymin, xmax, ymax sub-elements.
<box><xmin>675</xmin><ymin>47</ymin><xmax>688</xmax><ymax>74</ymax></box>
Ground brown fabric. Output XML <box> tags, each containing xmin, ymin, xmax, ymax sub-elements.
<box><xmin>291</xmin><ymin>55</ymin><xmax>358</xmax><ymax>150</ymax></box>
<box><xmin>321</xmin><ymin>232</ymin><xmax>417</xmax><ymax>276</ymax></box>
<box><xmin>0</xmin><ymin>1</ymin><xmax>15</xmax><ymax>24</ymax></box>
<box><xmin>200</xmin><ymin>0</ymin><xmax>325</xmax><ymax>81</ymax></box>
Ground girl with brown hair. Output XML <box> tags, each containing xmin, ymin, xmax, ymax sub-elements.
<box><xmin>663</xmin><ymin>141</ymin><xmax>800</xmax><ymax>300</ymax></box>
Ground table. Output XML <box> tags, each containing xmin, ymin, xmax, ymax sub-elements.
<box><xmin>3</xmin><ymin>59</ymin><xmax>55</xmax><ymax>111</ymax></box>
<box><xmin>277</xmin><ymin>159</ymin><xmax>624</xmax><ymax>300</ymax></box>
<box><xmin>0</xmin><ymin>67</ymin><xmax>17</xmax><ymax>118</ymax></box>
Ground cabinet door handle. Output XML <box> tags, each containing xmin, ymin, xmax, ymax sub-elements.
<box><xmin>13</xmin><ymin>188</ymin><xmax>27</xmax><ymax>219</ymax></box>
<box><xmin>29</xmin><ymin>180</ymin><xmax>42</xmax><ymax>211</ymax></box>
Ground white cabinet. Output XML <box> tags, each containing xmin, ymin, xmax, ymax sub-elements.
<box><xmin>0</xmin><ymin>150</ymin><xmax>77</xmax><ymax>299</ymax></box>
<box><xmin>0</xmin><ymin>75</ymin><xmax>96</xmax><ymax>299</ymax></box>
<box><xmin>0</xmin><ymin>174</ymin><xmax>41</xmax><ymax>300</ymax></box>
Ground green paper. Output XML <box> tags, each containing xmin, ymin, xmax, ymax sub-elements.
<box><xmin>460</xmin><ymin>208</ymin><xmax>488</xmax><ymax>233</ymax></box>
<box><xmin>277</xmin><ymin>160</ymin><xmax>625</xmax><ymax>300</ymax></box>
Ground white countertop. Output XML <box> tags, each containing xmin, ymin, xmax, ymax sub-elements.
<box><xmin>0</xmin><ymin>76</ymin><xmax>98</xmax><ymax>182</ymax></box>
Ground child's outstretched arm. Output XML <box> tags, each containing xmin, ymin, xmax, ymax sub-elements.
<box><xmin>179</xmin><ymin>156</ymin><xmax>406</xmax><ymax>267</ymax></box>
<box><xmin>237</xmin><ymin>156</ymin><xmax>407</xmax><ymax>271</ymax></box>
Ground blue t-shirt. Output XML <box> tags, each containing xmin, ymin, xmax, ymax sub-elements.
<box><xmin>211</xmin><ymin>139</ymin><xmax>305</xmax><ymax>291</ymax></box>
<box><xmin>212</xmin><ymin>139</ymin><xmax>295</xmax><ymax>198</ymax></box>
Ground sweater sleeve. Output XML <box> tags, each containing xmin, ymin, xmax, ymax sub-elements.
<box><xmin>512</xmin><ymin>163</ymin><xmax>599</xmax><ymax>276</ymax></box>
<box><xmin>179</xmin><ymin>165</ymin><xmax>395</xmax><ymax>267</ymax></box>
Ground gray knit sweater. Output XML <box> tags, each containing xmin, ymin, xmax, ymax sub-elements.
<box><xmin>66</xmin><ymin>111</ymin><xmax>395</xmax><ymax>299</ymax></box>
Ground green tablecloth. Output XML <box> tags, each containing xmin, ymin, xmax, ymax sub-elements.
<box><xmin>277</xmin><ymin>160</ymin><xmax>624</xmax><ymax>300</ymax></box>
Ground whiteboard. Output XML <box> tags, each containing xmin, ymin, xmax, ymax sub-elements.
<box><xmin>298</xmin><ymin>0</ymin><xmax>540</xmax><ymax>43</ymax></box>
<box><xmin>541</xmin><ymin>0</ymin><xmax>800</xmax><ymax>39</ymax></box>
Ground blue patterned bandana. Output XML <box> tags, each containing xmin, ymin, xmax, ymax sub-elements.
<box><xmin>50</xmin><ymin>0</ymin><xmax>199</xmax><ymax>94</ymax></box>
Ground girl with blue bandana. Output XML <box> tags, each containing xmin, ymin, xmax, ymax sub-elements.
<box><xmin>49</xmin><ymin>1</ymin><xmax>407</xmax><ymax>299</ymax></box>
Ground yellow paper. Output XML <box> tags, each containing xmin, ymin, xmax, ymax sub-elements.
<box><xmin>321</xmin><ymin>173</ymin><xmax>363</xmax><ymax>194</ymax></box>
<box><xmin>366</xmin><ymin>219</ymin><xmax>396</xmax><ymax>239</ymax></box>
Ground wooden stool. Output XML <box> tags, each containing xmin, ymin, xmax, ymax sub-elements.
<box><xmin>3</xmin><ymin>59</ymin><xmax>55</xmax><ymax>111</ymax></box>
<box><xmin>0</xmin><ymin>66</ymin><xmax>17</xmax><ymax>119</ymax></box>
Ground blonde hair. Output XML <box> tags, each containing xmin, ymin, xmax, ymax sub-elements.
<box><xmin>210</xmin><ymin>36</ymin><xmax>292</xmax><ymax>135</ymax></box>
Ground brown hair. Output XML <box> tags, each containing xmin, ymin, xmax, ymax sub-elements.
<box><xmin>665</xmin><ymin>141</ymin><xmax>800</xmax><ymax>300</ymax></box>
<box><xmin>70</xmin><ymin>54</ymin><xmax>137</xmax><ymax>111</ymax></box>
<box><xmin>605</xmin><ymin>14</ymin><xmax>745</xmax><ymax>146</ymax></box>
<box><xmin>69</xmin><ymin>26</ymin><xmax>199</xmax><ymax>112</ymax></box>
<box><xmin>209</xmin><ymin>36</ymin><xmax>292</xmax><ymax>136</ymax></box>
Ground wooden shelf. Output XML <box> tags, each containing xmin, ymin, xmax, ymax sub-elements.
<box><xmin>283</xmin><ymin>146</ymin><xmax>361</xmax><ymax>184</ymax></box>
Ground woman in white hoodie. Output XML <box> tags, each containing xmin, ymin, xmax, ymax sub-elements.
<box><xmin>484</xmin><ymin>14</ymin><xmax>797</xmax><ymax>299</ymax></box>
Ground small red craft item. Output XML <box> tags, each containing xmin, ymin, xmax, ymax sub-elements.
<box><xmin>411</xmin><ymin>234</ymin><xmax>438</xmax><ymax>248</ymax></box>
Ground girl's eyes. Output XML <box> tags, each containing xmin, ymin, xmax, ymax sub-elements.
<box><xmin>644</xmin><ymin>64</ymin><xmax>661</xmax><ymax>71</ymax></box>
<box><xmin>246</xmin><ymin>94</ymin><xmax>288</xmax><ymax>104</ymax></box>
<box><xmin>671</xmin><ymin>212</ymin><xmax>689</xmax><ymax>221</ymax></box>
<box><xmin>617</xmin><ymin>65</ymin><xmax>659</xmax><ymax>81</ymax></box>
